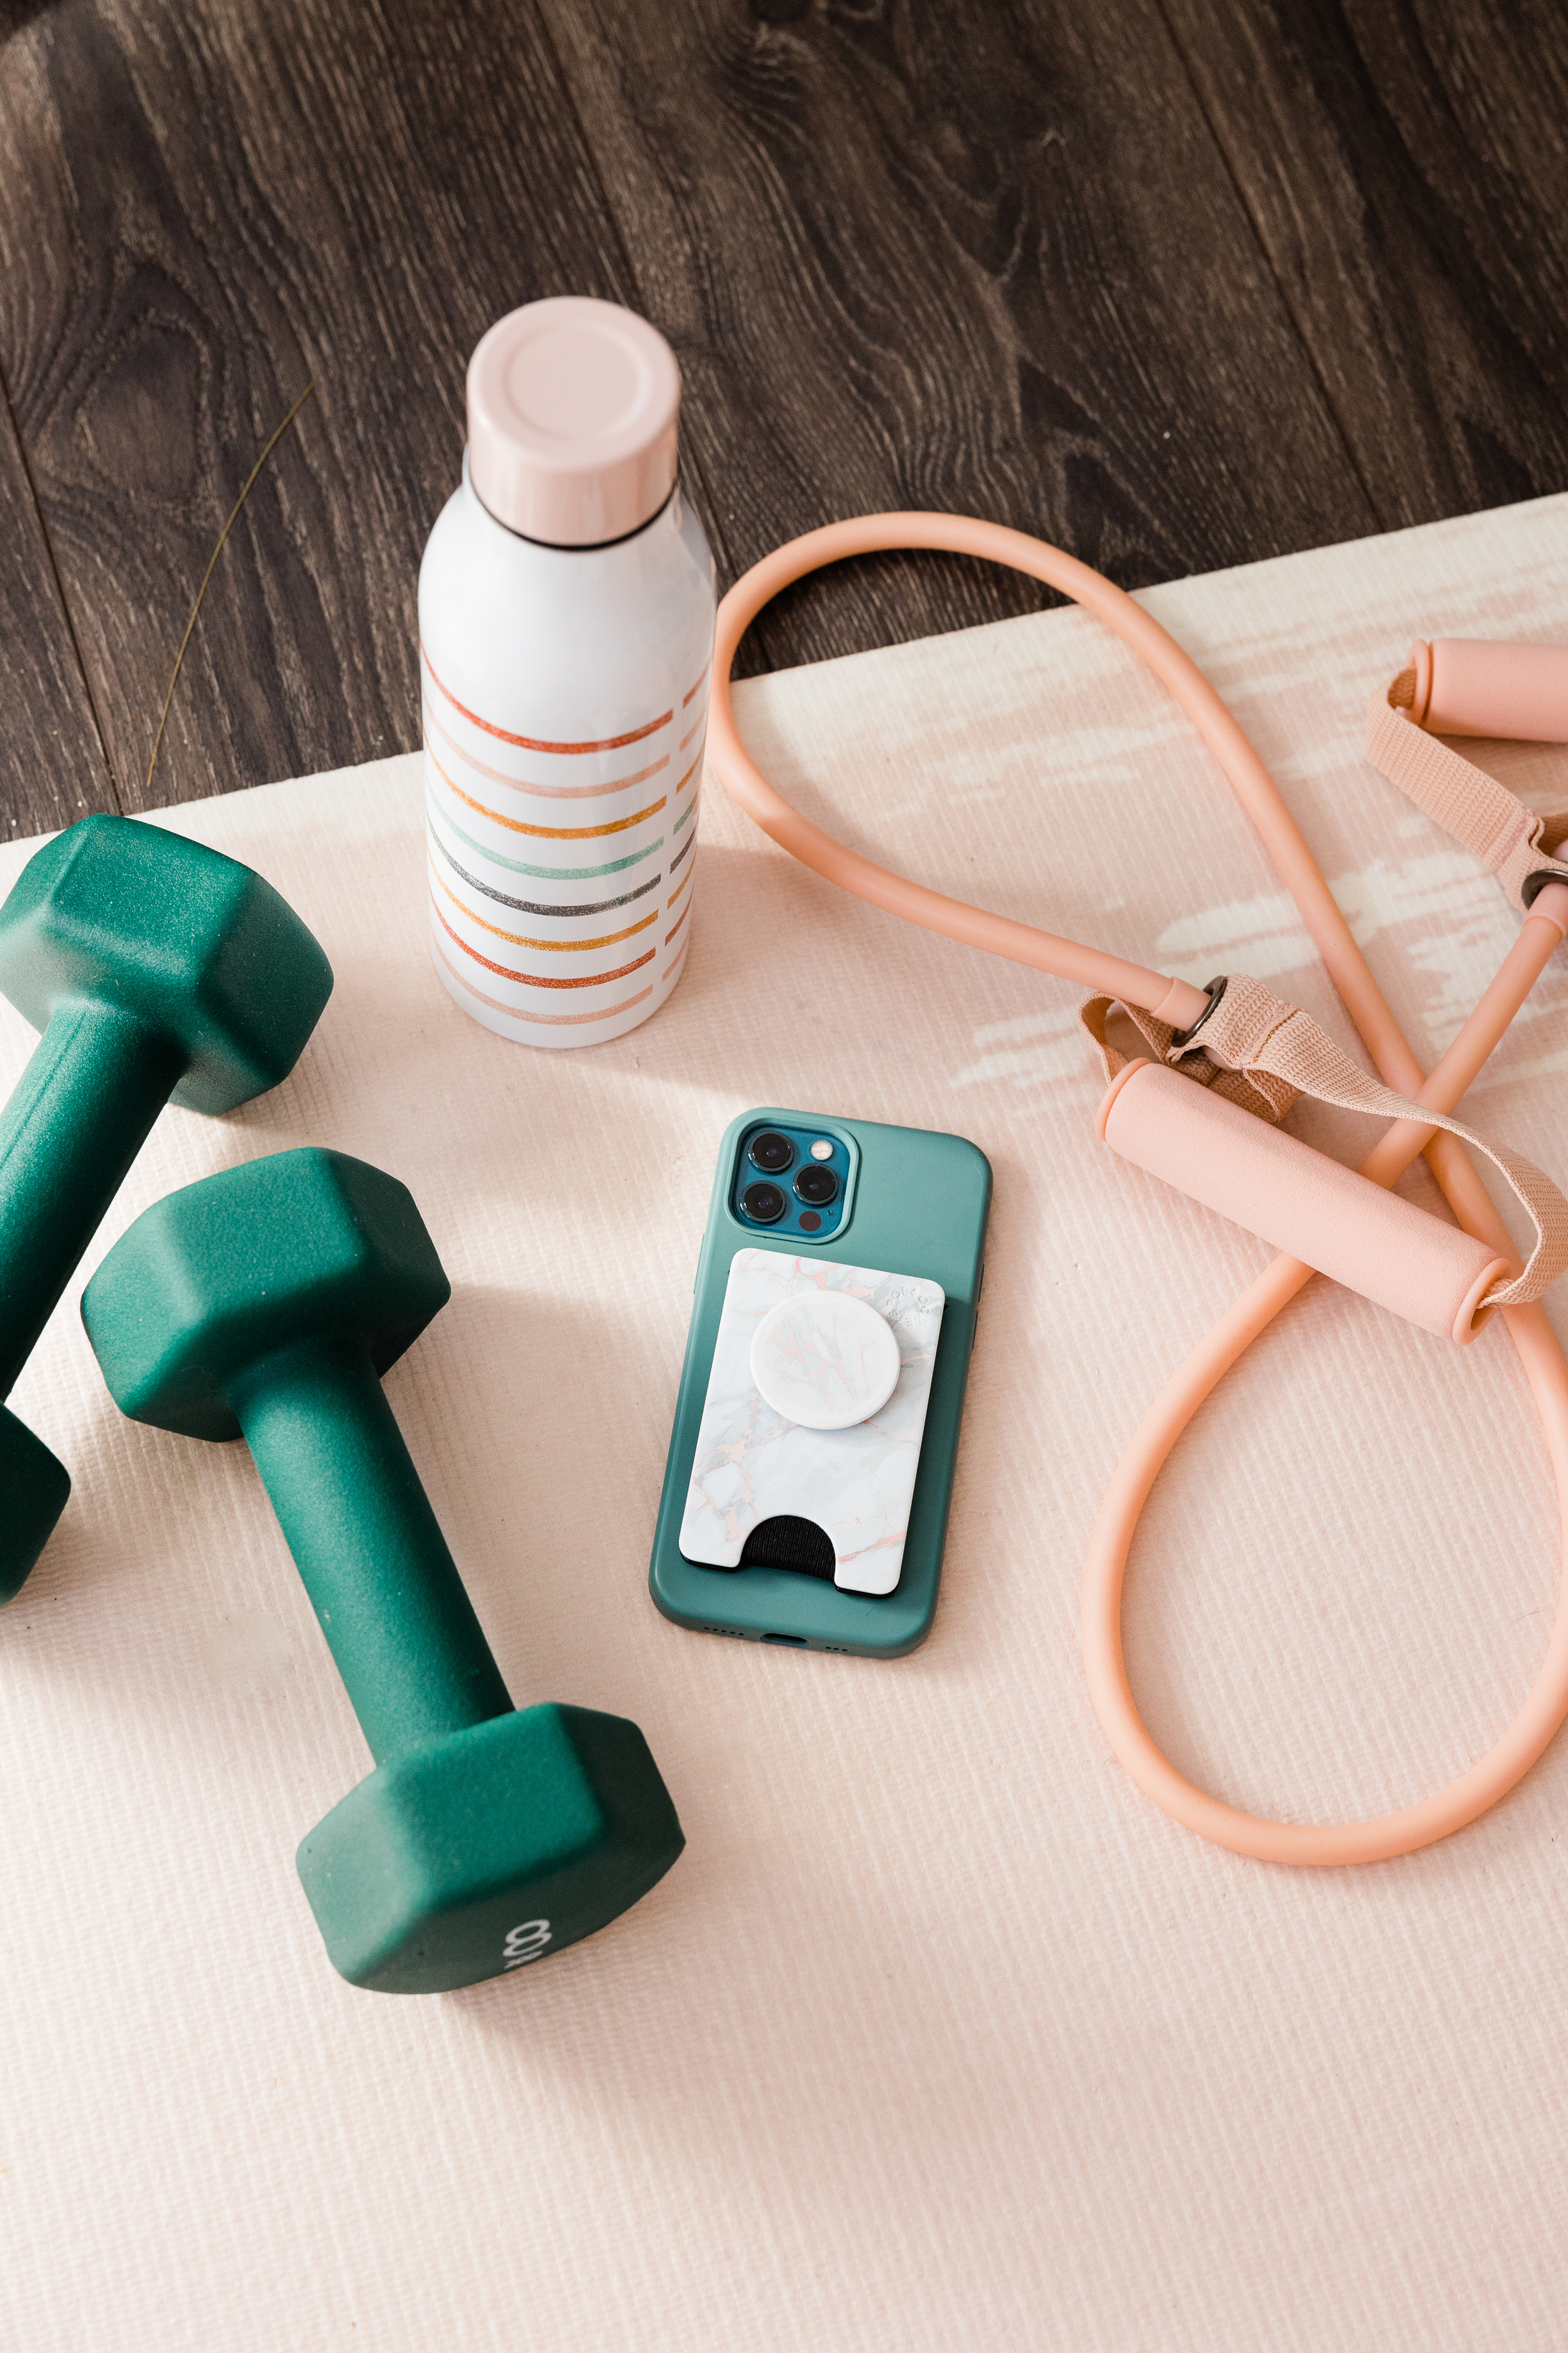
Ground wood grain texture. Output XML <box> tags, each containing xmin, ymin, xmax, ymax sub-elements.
<box><xmin>0</xmin><ymin>0</ymin><xmax>1564</xmax><ymax>829</ymax></box>
<box><xmin>1157</xmin><ymin>0</ymin><xmax>1568</xmax><ymax>527</ymax></box>
<box><xmin>0</xmin><ymin>0</ymin><xmax>633</xmax><ymax>812</ymax></box>
<box><xmin>537</xmin><ymin>0</ymin><xmax>1377</xmax><ymax>679</ymax></box>
<box><xmin>0</xmin><ymin>383</ymin><xmax>115</xmax><ymax>836</ymax></box>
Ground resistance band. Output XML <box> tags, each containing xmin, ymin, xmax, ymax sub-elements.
<box><xmin>707</xmin><ymin>512</ymin><xmax>1568</xmax><ymax>1866</ymax></box>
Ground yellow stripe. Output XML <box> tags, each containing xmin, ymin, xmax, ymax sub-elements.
<box><xmin>431</xmin><ymin>858</ymin><xmax>655</xmax><ymax>951</ymax></box>
<box><xmin>431</xmin><ymin>894</ymin><xmax>653</xmax><ymax>988</ymax></box>
<box><xmin>428</xmin><ymin>741</ymin><xmax>664</xmax><ymax>840</ymax></box>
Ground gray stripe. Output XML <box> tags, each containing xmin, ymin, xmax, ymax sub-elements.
<box><xmin>433</xmin><ymin>832</ymin><xmax>663</xmax><ymax>916</ymax></box>
<box><xmin>670</xmin><ymin>826</ymin><xmax>696</xmax><ymax>874</ymax></box>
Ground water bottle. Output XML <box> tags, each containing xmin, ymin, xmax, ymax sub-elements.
<box><xmin>418</xmin><ymin>297</ymin><xmax>716</xmax><ymax>1047</ymax></box>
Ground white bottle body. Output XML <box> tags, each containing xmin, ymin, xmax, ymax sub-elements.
<box><xmin>418</xmin><ymin>459</ymin><xmax>716</xmax><ymax>1047</ymax></box>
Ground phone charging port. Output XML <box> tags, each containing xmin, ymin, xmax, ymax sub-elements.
<box><xmin>764</xmin><ymin>1632</ymin><xmax>806</xmax><ymax>1645</ymax></box>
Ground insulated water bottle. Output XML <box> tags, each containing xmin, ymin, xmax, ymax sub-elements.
<box><xmin>419</xmin><ymin>297</ymin><xmax>716</xmax><ymax>1047</ymax></box>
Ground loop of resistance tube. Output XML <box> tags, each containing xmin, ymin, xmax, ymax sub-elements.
<box><xmin>708</xmin><ymin>512</ymin><xmax>1568</xmax><ymax>1866</ymax></box>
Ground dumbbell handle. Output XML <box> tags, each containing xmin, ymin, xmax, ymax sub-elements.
<box><xmin>0</xmin><ymin>1000</ymin><xmax>182</xmax><ymax>1398</ymax></box>
<box><xmin>228</xmin><ymin>1333</ymin><xmax>514</xmax><ymax>1766</ymax></box>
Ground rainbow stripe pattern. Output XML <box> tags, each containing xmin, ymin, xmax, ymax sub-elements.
<box><xmin>423</xmin><ymin>645</ymin><xmax>707</xmax><ymax>1047</ymax></box>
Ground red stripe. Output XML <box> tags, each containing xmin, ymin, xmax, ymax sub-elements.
<box><xmin>431</xmin><ymin>896</ymin><xmax>655</xmax><ymax>989</ymax></box>
<box><xmin>423</xmin><ymin>704</ymin><xmax>668</xmax><ymax>799</ymax></box>
<box><xmin>683</xmin><ymin>660</ymin><xmax>710</xmax><ymax>709</ymax></box>
<box><xmin>663</xmin><ymin>897</ymin><xmax>691</xmax><ymax>948</ymax></box>
<box><xmin>421</xmin><ymin>642</ymin><xmax>670</xmax><ymax>753</ymax></box>
<box><xmin>434</xmin><ymin>936</ymin><xmax>654</xmax><ymax>1027</ymax></box>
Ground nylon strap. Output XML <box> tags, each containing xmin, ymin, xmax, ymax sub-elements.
<box><xmin>1364</xmin><ymin>672</ymin><xmax>1568</xmax><ymax>914</ymax></box>
<box><xmin>1082</xmin><ymin>971</ymin><xmax>1568</xmax><ymax>1307</ymax></box>
<box><xmin>1079</xmin><ymin>992</ymin><xmax>1298</xmax><ymax>1122</ymax></box>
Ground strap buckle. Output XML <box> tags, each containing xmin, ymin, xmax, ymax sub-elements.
<box><xmin>1168</xmin><ymin>975</ymin><xmax>1226</xmax><ymax>1053</ymax></box>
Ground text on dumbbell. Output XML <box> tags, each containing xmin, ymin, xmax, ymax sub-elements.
<box><xmin>502</xmin><ymin>1919</ymin><xmax>552</xmax><ymax>1968</ymax></box>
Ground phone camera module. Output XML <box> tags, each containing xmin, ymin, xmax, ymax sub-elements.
<box><xmin>741</xmin><ymin>1180</ymin><xmax>788</xmax><ymax>1224</ymax></box>
<box><xmin>749</xmin><ymin>1131</ymin><xmax>794</xmax><ymax>1174</ymax></box>
<box><xmin>794</xmin><ymin>1165</ymin><xmax>838</xmax><ymax>1207</ymax></box>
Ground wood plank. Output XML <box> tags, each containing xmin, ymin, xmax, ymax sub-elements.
<box><xmin>0</xmin><ymin>384</ymin><xmax>115</xmax><ymax>838</ymax></box>
<box><xmin>11</xmin><ymin>0</ymin><xmax>1534</xmax><ymax>821</ymax></box>
<box><xmin>535</xmin><ymin>0</ymin><xmax>1378</xmax><ymax>677</ymax></box>
<box><xmin>1158</xmin><ymin>0</ymin><xmax>1568</xmax><ymax>527</ymax></box>
<box><xmin>0</xmin><ymin>0</ymin><xmax>637</xmax><ymax>812</ymax></box>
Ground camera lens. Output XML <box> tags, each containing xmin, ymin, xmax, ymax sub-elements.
<box><xmin>741</xmin><ymin>1181</ymin><xmax>787</xmax><ymax>1224</ymax></box>
<box><xmin>749</xmin><ymin>1131</ymin><xmax>794</xmax><ymax>1174</ymax></box>
<box><xmin>794</xmin><ymin>1165</ymin><xmax>838</xmax><ymax>1207</ymax></box>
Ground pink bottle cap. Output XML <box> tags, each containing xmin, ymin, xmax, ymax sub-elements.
<box><xmin>466</xmin><ymin>297</ymin><xmax>682</xmax><ymax>548</ymax></box>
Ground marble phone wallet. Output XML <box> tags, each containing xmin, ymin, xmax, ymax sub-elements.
<box><xmin>678</xmin><ymin>1249</ymin><xmax>946</xmax><ymax>1596</ymax></box>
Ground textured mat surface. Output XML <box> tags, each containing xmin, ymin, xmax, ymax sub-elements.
<box><xmin>4</xmin><ymin>494</ymin><xmax>1568</xmax><ymax>2352</ymax></box>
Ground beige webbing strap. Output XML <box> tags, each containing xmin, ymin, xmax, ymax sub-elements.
<box><xmin>1079</xmin><ymin>992</ymin><xmax>1299</xmax><ymax>1123</ymax></box>
<box><xmin>1082</xmin><ymin>972</ymin><xmax>1568</xmax><ymax>1307</ymax></box>
<box><xmin>1365</xmin><ymin>676</ymin><xmax>1568</xmax><ymax>914</ymax></box>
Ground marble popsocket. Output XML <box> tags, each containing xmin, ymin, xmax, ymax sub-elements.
<box><xmin>679</xmin><ymin>1250</ymin><xmax>946</xmax><ymax>1596</ymax></box>
<box><xmin>750</xmin><ymin>1291</ymin><xmax>903</xmax><ymax>1430</ymax></box>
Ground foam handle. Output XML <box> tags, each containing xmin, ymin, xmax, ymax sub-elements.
<box><xmin>1098</xmin><ymin>1061</ymin><xmax>1510</xmax><ymax>1344</ymax></box>
<box><xmin>1414</xmin><ymin>638</ymin><xmax>1568</xmax><ymax>742</ymax></box>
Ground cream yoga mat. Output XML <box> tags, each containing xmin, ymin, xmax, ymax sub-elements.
<box><xmin>4</xmin><ymin>494</ymin><xmax>1568</xmax><ymax>2353</ymax></box>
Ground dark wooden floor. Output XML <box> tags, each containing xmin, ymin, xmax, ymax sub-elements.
<box><xmin>0</xmin><ymin>0</ymin><xmax>1564</xmax><ymax>839</ymax></box>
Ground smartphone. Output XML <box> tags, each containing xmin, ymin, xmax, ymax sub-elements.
<box><xmin>649</xmin><ymin>1106</ymin><xmax>991</xmax><ymax>1657</ymax></box>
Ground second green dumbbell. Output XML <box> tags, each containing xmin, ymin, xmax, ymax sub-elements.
<box><xmin>82</xmin><ymin>1146</ymin><xmax>683</xmax><ymax>1995</ymax></box>
<box><xmin>0</xmin><ymin>814</ymin><xmax>333</xmax><ymax>1594</ymax></box>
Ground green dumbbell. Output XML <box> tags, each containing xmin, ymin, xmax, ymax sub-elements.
<box><xmin>0</xmin><ymin>814</ymin><xmax>332</xmax><ymax>1596</ymax></box>
<box><xmin>82</xmin><ymin>1146</ymin><xmax>684</xmax><ymax>1995</ymax></box>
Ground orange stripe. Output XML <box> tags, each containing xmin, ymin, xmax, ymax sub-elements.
<box><xmin>665</xmin><ymin>863</ymin><xmax>693</xmax><ymax>912</ymax></box>
<box><xmin>435</xmin><ymin>936</ymin><xmax>654</xmax><ymax>1027</ymax></box>
<box><xmin>683</xmin><ymin>660</ymin><xmax>710</xmax><ymax>709</ymax></box>
<box><xmin>432</xmin><ymin>896</ymin><xmax>655</xmax><ymax>989</ymax></box>
<box><xmin>675</xmin><ymin>752</ymin><xmax>702</xmax><ymax>793</ymax></box>
<box><xmin>421</xmin><ymin>642</ymin><xmax>670</xmax><ymax>752</ymax></box>
<box><xmin>430</xmin><ymin>742</ymin><xmax>664</xmax><ymax>840</ymax></box>
<box><xmin>423</xmin><ymin>705</ymin><xmax>668</xmax><ymax>800</ymax></box>
<box><xmin>663</xmin><ymin>897</ymin><xmax>691</xmax><ymax>948</ymax></box>
<box><xmin>430</xmin><ymin>859</ymin><xmax>655</xmax><ymax>951</ymax></box>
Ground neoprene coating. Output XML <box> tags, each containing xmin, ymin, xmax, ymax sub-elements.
<box><xmin>82</xmin><ymin>1146</ymin><xmax>684</xmax><ymax>1992</ymax></box>
<box><xmin>0</xmin><ymin>814</ymin><xmax>334</xmax><ymax>1598</ymax></box>
<box><xmin>707</xmin><ymin>514</ymin><xmax>1568</xmax><ymax>1868</ymax></box>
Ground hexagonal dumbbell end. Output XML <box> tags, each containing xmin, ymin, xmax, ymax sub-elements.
<box><xmin>299</xmin><ymin>1702</ymin><xmax>686</xmax><ymax>1995</ymax></box>
<box><xmin>0</xmin><ymin>814</ymin><xmax>332</xmax><ymax>1594</ymax></box>
<box><xmin>82</xmin><ymin>1146</ymin><xmax>683</xmax><ymax>1994</ymax></box>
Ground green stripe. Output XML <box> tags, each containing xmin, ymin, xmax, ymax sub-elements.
<box><xmin>673</xmin><ymin>791</ymin><xmax>700</xmax><ymax>835</ymax></box>
<box><xmin>428</xmin><ymin>791</ymin><xmax>664</xmax><ymax>881</ymax></box>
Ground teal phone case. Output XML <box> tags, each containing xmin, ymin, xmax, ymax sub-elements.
<box><xmin>649</xmin><ymin>1106</ymin><xmax>991</xmax><ymax>1657</ymax></box>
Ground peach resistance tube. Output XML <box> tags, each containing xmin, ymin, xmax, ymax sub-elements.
<box><xmin>708</xmin><ymin>512</ymin><xmax>1568</xmax><ymax>1867</ymax></box>
<box><xmin>1407</xmin><ymin>636</ymin><xmax>1568</xmax><ymax>740</ymax></box>
<box><xmin>1097</xmin><ymin>1059</ymin><xmax>1511</xmax><ymax>1347</ymax></box>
